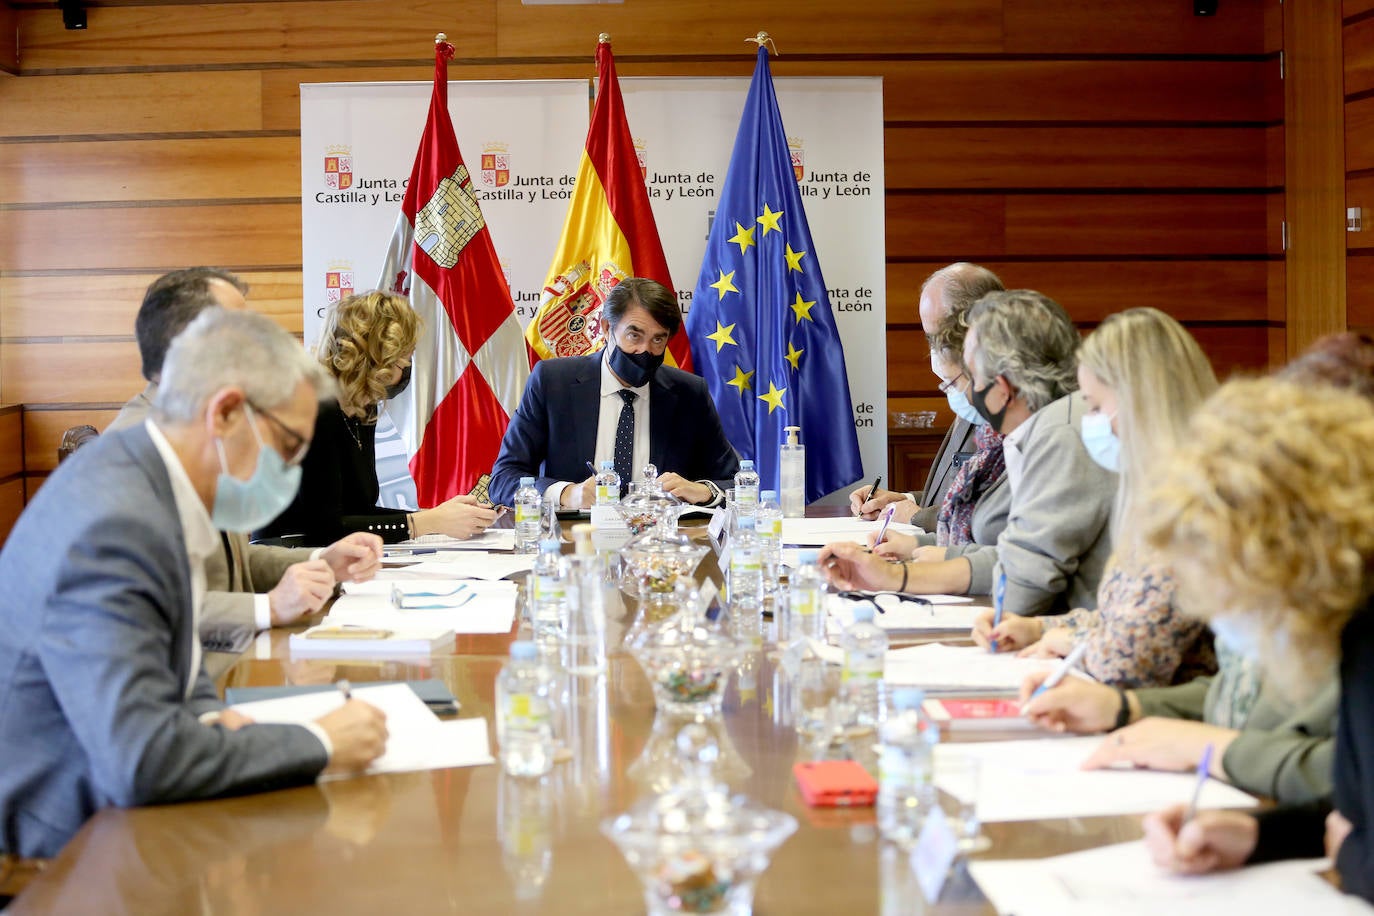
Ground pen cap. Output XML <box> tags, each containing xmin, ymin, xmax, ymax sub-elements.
<box><xmin>510</xmin><ymin>641</ymin><xmax>538</xmax><ymax>661</ymax></box>
<box><xmin>891</xmin><ymin>687</ymin><xmax>925</xmax><ymax>711</ymax></box>
<box><xmin>853</xmin><ymin>605</ymin><xmax>875</xmax><ymax>624</ymax></box>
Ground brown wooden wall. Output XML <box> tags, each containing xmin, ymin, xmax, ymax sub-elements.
<box><xmin>0</xmin><ymin>0</ymin><xmax>1284</xmax><ymax>523</ymax></box>
<box><xmin>1348</xmin><ymin>0</ymin><xmax>1374</xmax><ymax>330</ymax></box>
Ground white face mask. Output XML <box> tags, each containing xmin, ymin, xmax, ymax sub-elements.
<box><xmin>1209</xmin><ymin>613</ymin><xmax>1267</xmax><ymax>661</ymax></box>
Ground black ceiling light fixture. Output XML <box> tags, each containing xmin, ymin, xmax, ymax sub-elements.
<box><xmin>58</xmin><ymin>0</ymin><xmax>88</xmax><ymax>31</ymax></box>
<box><xmin>1194</xmin><ymin>0</ymin><xmax>1218</xmax><ymax>15</ymax></box>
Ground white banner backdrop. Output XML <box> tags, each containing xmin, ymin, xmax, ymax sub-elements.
<box><xmin>300</xmin><ymin>76</ymin><xmax>884</xmax><ymax>508</ymax></box>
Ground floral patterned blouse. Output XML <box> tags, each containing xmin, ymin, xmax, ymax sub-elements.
<box><xmin>1042</xmin><ymin>555</ymin><xmax>1216</xmax><ymax>688</ymax></box>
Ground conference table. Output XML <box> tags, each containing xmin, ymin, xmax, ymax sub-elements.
<box><xmin>9</xmin><ymin>511</ymin><xmax>1147</xmax><ymax>915</ymax></box>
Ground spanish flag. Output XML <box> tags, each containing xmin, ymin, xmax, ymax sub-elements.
<box><xmin>525</xmin><ymin>36</ymin><xmax>691</xmax><ymax>370</ymax></box>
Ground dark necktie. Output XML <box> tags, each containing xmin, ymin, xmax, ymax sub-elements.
<box><xmin>614</xmin><ymin>389</ymin><xmax>637</xmax><ymax>497</ymax></box>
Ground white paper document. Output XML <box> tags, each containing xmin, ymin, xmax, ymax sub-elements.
<box><xmin>399</xmin><ymin>529</ymin><xmax>516</xmax><ymax>552</ymax></box>
<box><xmin>806</xmin><ymin>640</ymin><xmax>1071</xmax><ymax>694</ymax></box>
<box><xmin>969</xmin><ymin>841</ymin><xmax>1369</xmax><ymax>916</ymax></box>
<box><xmin>826</xmin><ymin>594</ymin><xmax>983</xmax><ymax>633</ymax></box>
<box><xmin>780</xmin><ymin>517</ymin><xmax>921</xmax><ymax>546</ymax></box>
<box><xmin>327</xmin><ymin>580</ymin><xmax>518</xmax><ymax>634</ymax></box>
<box><xmin>358</xmin><ymin>553</ymin><xmax>535</xmax><ymax>582</ymax></box>
<box><xmin>229</xmin><ymin>683</ymin><xmax>494</xmax><ymax>777</ymax></box>
<box><xmin>934</xmin><ymin>737</ymin><xmax>1258</xmax><ymax>823</ymax></box>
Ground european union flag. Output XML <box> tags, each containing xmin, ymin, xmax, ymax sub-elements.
<box><xmin>686</xmin><ymin>47</ymin><xmax>863</xmax><ymax>502</ymax></box>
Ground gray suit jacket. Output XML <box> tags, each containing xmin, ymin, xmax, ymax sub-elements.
<box><xmin>912</xmin><ymin>417</ymin><xmax>977</xmax><ymax>531</ymax></box>
<box><xmin>0</xmin><ymin>424</ymin><xmax>327</xmax><ymax>859</ymax></box>
<box><xmin>994</xmin><ymin>393</ymin><xmax>1117</xmax><ymax>616</ymax></box>
<box><xmin>110</xmin><ymin>385</ymin><xmax>312</xmax><ymax>661</ymax></box>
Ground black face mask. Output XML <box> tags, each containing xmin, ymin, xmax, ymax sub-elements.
<box><xmin>384</xmin><ymin>364</ymin><xmax>412</xmax><ymax>400</ymax></box>
<box><xmin>969</xmin><ymin>377</ymin><xmax>1011</xmax><ymax>433</ymax></box>
<box><xmin>607</xmin><ymin>344</ymin><xmax>664</xmax><ymax>388</ymax></box>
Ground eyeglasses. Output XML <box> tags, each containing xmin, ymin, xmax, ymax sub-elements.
<box><xmin>937</xmin><ymin>373</ymin><xmax>966</xmax><ymax>395</ymax></box>
<box><xmin>836</xmin><ymin>589</ymin><xmax>933</xmax><ymax>614</ymax></box>
<box><xmin>247</xmin><ymin>401</ymin><xmax>311</xmax><ymax>467</ymax></box>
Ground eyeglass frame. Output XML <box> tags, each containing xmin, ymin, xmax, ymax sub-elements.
<box><xmin>937</xmin><ymin>371</ymin><xmax>967</xmax><ymax>396</ymax></box>
<box><xmin>247</xmin><ymin>401</ymin><xmax>312</xmax><ymax>467</ymax></box>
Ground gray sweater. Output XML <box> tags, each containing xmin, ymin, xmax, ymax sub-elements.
<box><xmin>983</xmin><ymin>393</ymin><xmax>1116</xmax><ymax>614</ymax></box>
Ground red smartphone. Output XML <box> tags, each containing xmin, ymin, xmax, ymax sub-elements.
<box><xmin>793</xmin><ymin>760</ymin><xmax>879</xmax><ymax>807</ymax></box>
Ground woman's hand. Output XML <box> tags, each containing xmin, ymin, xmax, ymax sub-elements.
<box><xmin>1017</xmin><ymin>625</ymin><xmax>1074</xmax><ymax>659</ymax></box>
<box><xmin>1143</xmin><ymin>805</ymin><xmax>1258</xmax><ymax>875</ymax></box>
<box><xmin>1018</xmin><ymin>673</ymin><xmax>1124</xmax><ymax>734</ymax></box>
<box><xmin>870</xmin><ymin>531</ymin><xmax>918</xmax><ymax>559</ymax></box>
<box><xmin>817</xmin><ymin>542</ymin><xmax>905</xmax><ymax>592</ymax></box>
<box><xmin>971</xmin><ymin>609</ymin><xmax>1043</xmax><ymax>653</ymax></box>
<box><xmin>415</xmin><ymin>495</ymin><xmax>498</xmax><ymax>539</ymax></box>
<box><xmin>1080</xmin><ymin>718</ymin><xmax>1239</xmax><ymax>775</ymax></box>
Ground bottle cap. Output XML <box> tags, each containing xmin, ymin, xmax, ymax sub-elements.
<box><xmin>784</xmin><ymin>425</ymin><xmax>801</xmax><ymax>445</ymax></box>
<box><xmin>798</xmin><ymin>549</ymin><xmax>819</xmax><ymax>564</ymax></box>
<box><xmin>600</xmin><ymin>459</ymin><xmax>615</xmax><ymax>470</ymax></box>
<box><xmin>852</xmin><ymin>604</ymin><xmax>875</xmax><ymax>623</ymax></box>
<box><xmin>761</xmin><ymin>490</ymin><xmax>777</xmax><ymax>501</ymax></box>
<box><xmin>740</xmin><ymin>459</ymin><xmax>755</xmax><ymax>470</ymax></box>
<box><xmin>519</xmin><ymin>476</ymin><xmax>534</xmax><ymax>486</ymax></box>
<box><xmin>510</xmin><ymin>640</ymin><xmax>538</xmax><ymax>661</ymax></box>
<box><xmin>891</xmin><ymin>687</ymin><xmax>926</xmax><ymax>710</ymax></box>
<box><xmin>539</xmin><ymin>539</ymin><xmax>560</xmax><ymax>553</ymax></box>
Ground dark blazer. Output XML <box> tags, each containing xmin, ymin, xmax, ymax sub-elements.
<box><xmin>489</xmin><ymin>354</ymin><xmax>740</xmax><ymax>507</ymax></box>
<box><xmin>0</xmin><ymin>424</ymin><xmax>327</xmax><ymax>859</ymax></box>
<box><xmin>912</xmin><ymin>416</ymin><xmax>977</xmax><ymax>531</ymax></box>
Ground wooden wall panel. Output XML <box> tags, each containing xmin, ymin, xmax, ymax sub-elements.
<box><xmin>1349</xmin><ymin>1</ymin><xmax>1374</xmax><ymax>20</ymax></box>
<box><xmin>0</xmin><ymin>481</ymin><xmax>24</xmax><ymax>547</ymax></box>
<box><xmin>17</xmin><ymin>1</ymin><xmax>498</xmax><ymax>70</ymax></box>
<box><xmin>1348</xmin><ymin>255</ymin><xmax>1374</xmax><ymax>328</ymax></box>
<box><xmin>0</xmin><ymin>204</ymin><xmax>300</xmax><ymax>272</ymax></box>
<box><xmin>885</xmin><ymin>127</ymin><xmax>1271</xmax><ymax>190</ymax></box>
<box><xmin>23</xmin><ymin>409</ymin><xmax>118</xmax><ymax>475</ymax></box>
<box><xmin>1346</xmin><ymin>14</ymin><xmax>1374</xmax><ymax>97</ymax></box>
<box><xmin>0</xmin><ymin>5</ymin><xmax>17</xmax><ymax>76</ymax></box>
<box><xmin>886</xmin><ymin>194</ymin><xmax>1274</xmax><ymax>259</ymax></box>
<box><xmin>1</xmin><ymin>271</ymin><xmax>304</xmax><ymax>340</ymax></box>
<box><xmin>1002</xmin><ymin>0</ymin><xmax>1266</xmax><ymax>54</ymax></box>
<box><xmin>1349</xmin><ymin>174</ymin><xmax>1374</xmax><ymax>249</ymax></box>
<box><xmin>1347</xmin><ymin>96</ymin><xmax>1374</xmax><ymax>173</ymax></box>
<box><xmin>0</xmin><ymin>137</ymin><xmax>301</xmax><ymax>205</ymax></box>
<box><xmin>884</xmin><ymin>261</ymin><xmax>1274</xmax><ymax>325</ymax></box>
<box><xmin>1</xmin><ymin>341</ymin><xmax>142</xmax><ymax>405</ymax></box>
<box><xmin>0</xmin><ymin>408</ymin><xmax>23</xmax><ymax>481</ymax></box>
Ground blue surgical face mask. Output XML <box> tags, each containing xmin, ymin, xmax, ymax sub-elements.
<box><xmin>212</xmin><ymin>404</ymin><xmax>303</xmax><ymax>532</ymax></box>
<box><xmin>946</xmin><ymin>385</ymin><xmax>987</xmax><ymax>427</ymax></box>
<box><xmin>1209</xmin><ymin>613</ymin><xmax>1266</xmax><ymax>662</ymax></box>
<box><xmin>1079</xmin><ymin>412</ymin><xmax>1120</xmax><ymax>471</ymax></box>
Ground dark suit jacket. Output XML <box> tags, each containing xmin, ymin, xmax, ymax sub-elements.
<box><xmin>489</xmin><ymin>354</ymin><xmax>740</xmax><ymax>507</ymax></box>
<box><xmin>0</xmin><ymin>424</ymin><xmax>327</xmax><ymax>859</ymax></box>
<box><xmin>913</xmin><ymin>417</ymin><xmax>978</xmax><ymax>531</ymax></box>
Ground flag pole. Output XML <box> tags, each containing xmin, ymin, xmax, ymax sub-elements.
<box><xmin>745</xmin><ymin>31</ymin><xmax>779</xmax><ymax>56</ymax></box>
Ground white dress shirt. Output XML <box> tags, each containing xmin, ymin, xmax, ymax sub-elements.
<box><xmin>1003</xmin><ymin>414</ymin><xmax>1033</xmax><ymax>494</ymax></box>
<box><xmin>546</xmin><ymin>349</ymin><xmax>652</xmax><ymax>504</ymax></box>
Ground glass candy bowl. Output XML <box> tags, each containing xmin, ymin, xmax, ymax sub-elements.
<box><xmin>630</xmin><ymin>609</ymin><xmax>743</xmax><ymax>717</ymax></box>
<box><xmin>602</xmin><ymin>725</ymin><xmax>797</xmax><ymax>916</ymax></box>
<box><xmin>619</xmin><ymin>466</ymin><xmax>708</xmax><ymax>614</ymax></box>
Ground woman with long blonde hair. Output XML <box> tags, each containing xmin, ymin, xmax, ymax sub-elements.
<box><xmin>974</xmin><ymin>308</ymin><xmax>1218</xmax><ymax>687</ymax></box>
<box><xmin>257</xmin><ymin>290</ymin><xmax>496</xmax><ymax>545</ymax></box>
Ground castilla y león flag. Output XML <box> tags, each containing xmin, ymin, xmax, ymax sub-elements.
<box><xmin>525</xmin><ymin>36</ymin><xmax>691</xmax><ymax>371</ymax></box>
<box><xmin>377</xmin><ymin>36</ymin><xmax>529</xmax><ymax>506</ymax></box>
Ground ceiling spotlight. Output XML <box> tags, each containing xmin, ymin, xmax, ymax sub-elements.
<box><xmin>59</xmin><ymin>2</ymin><xmax>87</xmax><ymax>31</ymax></box>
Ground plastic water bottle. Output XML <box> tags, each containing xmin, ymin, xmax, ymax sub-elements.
<box><xmin>756</xmin><ymin>489</ymin><xmax>783</xmax><ymax>592</ymax></box>
<box><xmin>514</xmin><ymin>476</ymin><xmax>542</xmax><ymax>555</ymax></box>
<box><xmin>530</xmin><ymin>539</ymin><xmax>567</xmax><ymax>651</ymax></box>
<box><xmin>788</xmin><ymin>549</ymin><xmax>827</xmax><ymax>642</ymax></box>
<box><xmin>563</xmin><ymin>523</ymin><xmax>606</xmax><ymax>676</ymax></box>
<box><xmin>877</xmin><ymin>687</ymin><xmax>938</xmax><ymax>846</ymax></box>
<box><xmin>734</xmin><ymin>459</ymin><xmax>760</xmax><ymax>515</ymax></box>
<box><xmin>780</xmin><ymin>425</ymin><xmax>806</xmax><ymax>518</ymax></box>
<box><xmin>496</xmin><ymin>641</ymin><xmax>556</xmax><ymax>776</ymax></box>
<box><xmin>727</xmin><ymin>514</ymin><xmax>763</xmax><ymax>640</ymax></box>
<box><xmin>594</xmin><ymin>459</ymin><xmax>621</xmax><ymax>506</ymax></box>
<box><xmin>842</xmin><ymin>604</ymin><xmax>888</xmax><ymax>727</ymax></box>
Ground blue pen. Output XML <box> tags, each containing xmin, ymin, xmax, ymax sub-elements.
<box><xmin>585</xmin><ymin>459</ymin><xmax>597</xmax><ymax>476</ymax></box>
<box><xmin>1030</xmin><ymin>641</ymin><xmax>1089</xmax><ymax>699</ymax></box>
<box><xmin>383</xmin><ymin>546</ymin><xmax>439</xmax><ymax>556</ymax></box>
<box><xmin>1185</xmin><ymin>744</ymin><xmax>1215</xmax><ymax>823</ymax></box>
<box><xmin>989</xmin><ymin>570</ymin><xmax>1007</xmax><ymax>653</ymax></box>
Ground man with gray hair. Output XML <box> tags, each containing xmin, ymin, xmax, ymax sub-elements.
<box><xmin>110</xmin><ymin>268</ymin><xmax>383</xmax><ymax>675</ymax></box>
<box><xmin>822</xmin><ymin>289</ymin><xmax>1115</xmax><ymax>617</ymax></box>
<box><xmin>0</xmin><ymin>309</ymin><xmax>388</xmax><ymax>861</ymax></box>
<box><xmin>850</xmin><ymin>262</ymin><xmax>1004</xmax><ymax>527</ymax></box>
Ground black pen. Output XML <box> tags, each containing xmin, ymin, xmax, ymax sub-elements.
<box><xmin>864</xmin><ymin>474</ymin><xmax>882</xmax><ymax>510</ymax></box>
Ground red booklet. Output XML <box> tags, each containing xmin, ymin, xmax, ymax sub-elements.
<box><xmin>922</xmin><ymin>698</ymin><xmax>1034</xmax><ymax>731</ymax></box>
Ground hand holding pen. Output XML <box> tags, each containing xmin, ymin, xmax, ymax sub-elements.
<box><xmin>989</xmin><ymin>570</ymin><xmax>1007</xmax><ymax>653</ymax></box>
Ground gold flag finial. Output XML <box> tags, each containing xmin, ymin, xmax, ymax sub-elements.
<box><xmin>598</xmin><ymin>32</ymin><xmax>611</xmax><ymax>44</ymax></box>
<box><xmin>435</xmin><ymin>32</ymin><xmax>447</xmax><ymax>44</ymax></box>
<box><xmin>746</xmin><ymin>31</ymin><xmax>779</xmax><ymax>55</ymax></box>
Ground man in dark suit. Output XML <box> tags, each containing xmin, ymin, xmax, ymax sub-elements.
<box><xmin>0</xmin><ymin>309</ymin><xmax>387</xmax><ymax>861</ymax></box>
<box><xmin>490</xmin><ymin>278</ymin><xmax>739</xmax><ymax>508</ymax></box>
<box><xmin>850</xmin><ymin>262</ymin><xmax>1004</xmax><ymax>528</ymax></box>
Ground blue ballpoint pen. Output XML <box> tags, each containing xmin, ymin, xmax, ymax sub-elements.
<box><xmin>1185</xmin><ymin>744</ymin><xmax>1216</xmax><ymax>824</ymax></box>
<box><xmin>989</xmin><ymin>570</ymin><xmax>1007</xmax><ymax>653</ymax></box>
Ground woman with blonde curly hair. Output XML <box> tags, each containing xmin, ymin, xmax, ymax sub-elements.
<box><xmin>1134</xmin><ymin>378</ymin><xmax>1374</xmax><ymax>901</ymax></box>
<box><xmin>257</xmin><ymin>290</ymin><xmax>496</xmax><ymax>545</ymax></box>
<box><xmin>975</xmin><ymin>307</ymin><xmax>1219</xmax><ymax>688</ymax></box>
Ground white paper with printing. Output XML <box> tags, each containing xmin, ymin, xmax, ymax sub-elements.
<box><xmin>806</xmin><ymin>639</ymin><xmax>1074</xmax><ymax>694</ymax></box>
<box><xmin>826</xmin><ymin>594</ymin><xmax>983</xmax><ymax>633</ymax></box>
<box><xmin>780</xmin><ymin>517</ymin><xmax>921</xmax><ymax>546</ymax></box>
<box><xmin>327</xmin><ymin>580</ymin><xmax>518</xmax><ymax>634</ymax></box>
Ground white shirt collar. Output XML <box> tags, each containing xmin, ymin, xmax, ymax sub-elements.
<box><xmin>600</xmin><ymin>347</ymin><xmax>651</xmax><ymax>399</ymax></box>
<box><xmin>143</xmin><ymin>419</ymin><xmax>219</xmax><ymax>566</ymax></box>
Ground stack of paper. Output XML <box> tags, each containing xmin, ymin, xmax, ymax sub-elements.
<box><xmin>806</xmin><ymin>639</ymin><xmax>1074</xmax><ymax>695</ymax></box>
<box><xmin>969</xmin><ymin>841</ymin><xmax>1368</xmax><ymax>916</ymax></box>
<box><xmin>326</xmin><ymin>580</ymin><xmax>518</xmax><ymax>634</ymax></box>
<box><xmin>780</xmin><ymin>517</ymin><xmax>921</xmax><ymax>547</ymax></box>
<box><xmin>397</xmin><ymin>530</ymin><xmax>516</xmax><ymax>552</ymax></box>
<box><xmin>934</xmin><ymin>737</ymin><xmax>1258</xmax><ymax>823</ymax></box>
<box><xmin>357</xmin><ymin>553</ymin><xmax>535</xmax><ymax>582</ymax></box>
<box><xmin>289</xmin><ymin>625</ymin><xmax>454</xmax><ymax>657</ymax></box>
<box><xmin>229</xmin><ymin>683</ymin><xmax>494</xmax><ymax>777</ymax></box>
<box><xmin>826</xmin><ymin>593</ymin><xmax>982</xmax><ymax>633</ymax></box>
